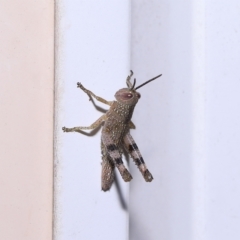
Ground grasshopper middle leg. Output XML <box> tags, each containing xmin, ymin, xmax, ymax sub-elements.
<box><xmin>62</xmin><ymin>115</ymin><xmax>106</xmax><ymax>132</ymax></box>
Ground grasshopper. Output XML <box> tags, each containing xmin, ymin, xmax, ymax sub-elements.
<box><xmin>62</xmin><ymin>71</ymin><xmax>162</xmax><ymax>191</ymax></box>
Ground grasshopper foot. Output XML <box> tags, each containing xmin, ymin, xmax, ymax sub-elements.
<box><xmin>62</xmin><ymin>127</ymin><xmax>70</xmax><ymax>132</ymax></box>
<box><xmin>77</xmin><ymin>82</ymin><xmax>82</xmax><ymax>88</ymax></box>
<box><xmin>143</xmin><ymin>169</ymin><xmax>153</xmax><ymax>182</ymax></box>
<box><xmin>121</xmin><ymin>169</ymin><xmax>133</xmax><ymax>182</ymax></box>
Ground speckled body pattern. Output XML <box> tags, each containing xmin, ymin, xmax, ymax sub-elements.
<box><xmin>62</xmin><ymin>71</ymin><xmax>162</xmax><ymax>191</ymax></box>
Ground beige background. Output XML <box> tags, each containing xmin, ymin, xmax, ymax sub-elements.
<box><xmin>0</xmin><ymin>1</ymin><xmax>54</xmax><ymax>239</ymax></box>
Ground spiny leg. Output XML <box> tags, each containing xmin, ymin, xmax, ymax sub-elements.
<box><xmin>62</xmin><ymin>115</ymin><xmax>106</xmax><ymax>132</ymax></box>
<box><xmin>128</xmin><ymin>120</ymin><xmax>136</xmax><ymax>129</ymax></box>
<box><xmin>77</xmin><ymin>82</ymin><xmax>113</xmax><ymax>106</ymax></box>
<box><xmin>123</xmin><ymin>132</ymin><xmax>153</xmax><ymax>182</ymax></box>
<box><xmin>101</xmin><ymin>132</ymin><xmax>132</xmax><ymax>182</ymax></box>
<box><xmin>101</xmin><ymin>142</ymin><xmax>115</xmax><ymax>191</ymax></box>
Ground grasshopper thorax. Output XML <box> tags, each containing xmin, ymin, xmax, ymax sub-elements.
<box><xmin>114</xmin><ymin>88</ymin><xmax>140</xmax><ymax>105</ymax></box>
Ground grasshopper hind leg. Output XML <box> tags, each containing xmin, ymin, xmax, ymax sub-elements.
<box><xmin>123</xmin><ymin>132</ymin><xmax>153</xmax><ymax>182</ymax></box>
<box><xmin>101</xmin><ymin>142</ymin><xmax>115</xmax><ymax>191</ymax></box>
<box><xmin>101</xmin><ymin>133</ymin><xmax>132</xmax><ymax>183</ymax></box>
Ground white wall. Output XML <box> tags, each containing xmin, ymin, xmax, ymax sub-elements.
<box><xmin>54</xmin><ymin>1</ymin><xmax>240</xmax><ymax>240</ymax></box>
<box><xmin>130</xmin><ymin>1</ymin><xmax>240</xmax><ymax>240</ymax></box>
<box><xmin>130</xmin><ymin>1</ymin><xmax>192</xmax><ymax>239</ymax></box>
<box><xmin>54</xmin><ymin>1</ymin><xmax>131</xmax><ymax>239</ymax></box>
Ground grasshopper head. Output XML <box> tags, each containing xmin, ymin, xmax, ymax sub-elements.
<box><xmin>115</xmin><ymin>88</ymin><xmax>140</xmax><ymax>105</ymax></box>
<box><xmin>114</xmin><ymin>71</ymin><xmax>162</xmax><ymax>105</ymax></box>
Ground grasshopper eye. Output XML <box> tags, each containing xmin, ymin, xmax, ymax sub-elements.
<box><xmin>121</xmin><ymin>92</ymin><xmax>133</xmax><ymax>100</ymax></box>
<box><xmin>136</xmin><ymin>93</ymin><xmax>141</xmax><ymax>99</ymax></box>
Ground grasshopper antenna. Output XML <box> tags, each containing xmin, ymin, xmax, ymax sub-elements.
<box><xmin>130</xmin><ymin>78</ymin><xmax>136</xmax><ymax>91</ymax></box>
<box><xmin>126</xmin><ymin>70</ymin><xmax>134</xmax><ymax>89</ymax></box>
<box><xmin>135</xmin><ymin>74</ymin><xmax>162</xmax><ymax>90</ymax></box>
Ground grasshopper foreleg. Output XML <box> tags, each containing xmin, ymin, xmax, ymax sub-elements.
<box><xmin>77</xmin><ymin>82</ymin><xmax>113</xmax><ymax>106</ymax></box>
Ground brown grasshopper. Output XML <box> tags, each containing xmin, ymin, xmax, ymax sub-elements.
<box><xmin>62</xmin><ymin>71</ymin><xmax>162</xmax><ymax>191</ymax></box>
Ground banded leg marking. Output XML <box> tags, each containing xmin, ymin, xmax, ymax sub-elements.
<box><xmin>101</xmin><ymin>133</ymin><xmax>132</xmax><ymax>182</ymax></box>
<box><xmin>123</xmin><ymin>132</ymin><xmax>153</xmax><ymax>182</ymax></box>
<box><xmin>62</xmin><ymin>115</ymin><xmax>106</xmax><ymax>132</ymax></box>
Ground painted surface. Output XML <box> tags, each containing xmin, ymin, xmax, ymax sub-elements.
<box><xmin>54</xmin><ymin>1</ymin><xmax>130</xmax><ymax>239</ymax></box>
<box><xmin>54</xmin><ymin>1</ymin><xmax>240</xmax><ymax>240</ymax></box>
<box><xmin>0</xmin><ymin>0</ymin><xmax>54</xmax><ymax>239</ymax></box>
<box><xmin>130</xmin><ymin>1</ymin><xmax>240</xmax><ymax>240</ymax></box>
